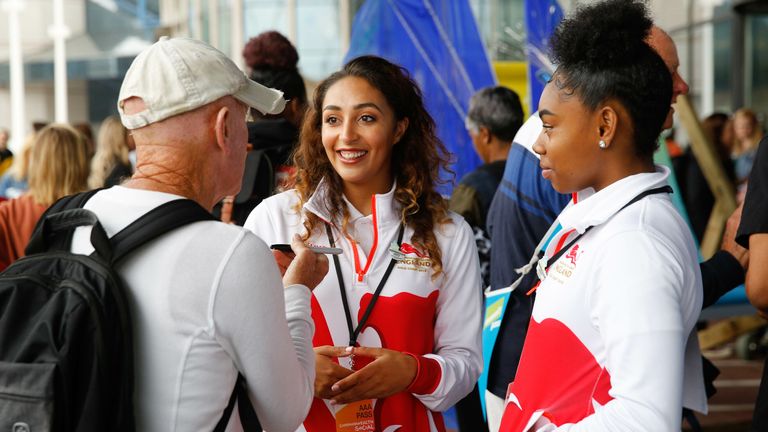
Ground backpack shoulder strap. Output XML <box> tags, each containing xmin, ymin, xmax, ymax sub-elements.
<box><xmin>26</xmin><ymin>189</ymin><xmax>105</xmax><ymax>255</ymax></box>
<box><xmin>47</xmin><ymin>188</ymin><xmax>102</xmax><ymax>214</ymax></box>
<box><xmin>108</xmin><ymin>199</ymin><xmax>216</xmax><ymax>264</ymax></box>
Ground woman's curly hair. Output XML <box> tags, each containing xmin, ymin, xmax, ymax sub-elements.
<box><xmin>549</xmin><ymin>0</ymin><xmax>672</xmax><ymax>158</ymax></box>
<box><xmin>293</xmin><ymin>55</ymin><xmax>452</xmax><ymax>277</ymax></box>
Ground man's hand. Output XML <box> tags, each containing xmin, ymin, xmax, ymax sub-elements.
<box><xmin>722</xmin><ymin>202</ymin><xmax>749</xmax><ymax>268</ymax></box>
<box><xmin>282</xmin><ymin>235</ymin><xmax>329</xmax><ymax>290</ymax></box>
<box><xmin>313</xmin><ymin>346</ymin><xmax>354</xmax><ymax>399</ymax></box>
<box><xmin>328</xmin><ymin>346</ymin><xmax>417</xmax><ymax>405</ymax></box>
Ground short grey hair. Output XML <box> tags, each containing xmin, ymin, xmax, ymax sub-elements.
<box><xmin>466</xmin><ymin>86</ymin><xmax>524</xmax><ymax>142</ymax></box>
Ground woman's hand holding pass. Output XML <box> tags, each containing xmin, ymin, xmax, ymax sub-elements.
<box><xmin>328</xmin><ymin>346</ymin><xmax>418</xmax><ymax>405</ymax></box>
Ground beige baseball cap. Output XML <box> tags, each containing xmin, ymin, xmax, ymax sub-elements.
<box><xmin>118</xmin><ymin>36</ymin><xmax>286</xmax><ymax>130</ymax></box>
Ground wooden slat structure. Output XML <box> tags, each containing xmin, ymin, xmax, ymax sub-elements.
<box><xmin>674</xmin><ymin>94</ymin><xmax>737</xmax><ymax>259</ymax></box>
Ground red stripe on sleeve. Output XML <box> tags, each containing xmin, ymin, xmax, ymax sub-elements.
<box><xmin>404</xmin><ymin>353</ymin><xmax>442</xmax><ymax>395</ymax></box>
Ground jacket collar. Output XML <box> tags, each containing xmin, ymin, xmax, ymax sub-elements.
<box><xmin>559</xmin><ymin>165</ymin><xmax>672</xmax><ymax>234</ymax></box>
<box><xmin>303</xmin><ymin>177</ymin><xmax>400</xmax><ymax>228</ymax></box>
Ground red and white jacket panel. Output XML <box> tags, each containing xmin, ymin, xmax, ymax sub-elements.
<box><xmin>244</xmin><ymin>180</ymin><xmax>483</xmax><ymax>432</ymax></box>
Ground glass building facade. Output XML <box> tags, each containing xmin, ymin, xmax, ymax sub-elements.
<box><xmin>2</xmin><ymin>0</ymin><xmax>768</xmax><ymax>132</ymax></box>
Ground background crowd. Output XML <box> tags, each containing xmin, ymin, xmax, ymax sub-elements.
<box><xmin>1</xmin><ymin>0</ymin><xmax>768</xmax><ymax>431</ymax></box>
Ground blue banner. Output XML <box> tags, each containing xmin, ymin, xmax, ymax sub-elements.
<box><xmin>524</xmin><ymin>0</ymin><xmax>563</xmax><ymax>112</ymax></box>
<box><xmin>345</xmin><ymin>0</ymin><xmax>496</xmax><ymax>194</ymax></box>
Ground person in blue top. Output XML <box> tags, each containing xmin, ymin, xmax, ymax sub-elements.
<box><xmin>450</xmin><ymin>86</ymin><xmax>524</xmax><ymax>288</ymax></box>
<box><xmin>449</xmin><ymin>86</ymin><xmax>523</xmax><ymax>431</ymax></box>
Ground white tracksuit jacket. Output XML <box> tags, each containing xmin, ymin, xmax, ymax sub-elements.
<box><xmin>244</xmin><ymin>179</ymin><xmax>483</xmax><ymax>432</ymax></box>
<box><xmin>500</xmin><ymin>166</ymin><xmax>707</xmax><ymax>431</ymax></box>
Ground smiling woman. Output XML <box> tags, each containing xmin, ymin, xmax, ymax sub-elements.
<box><xmin>319</xmin><ymin>76</ymin><xmax>407</xmax><ymax>199</ymax></box>
<box><xmin>243</xmin><ymin>56</ymin><xmax>483</xmax><ymax>432</ymax></box>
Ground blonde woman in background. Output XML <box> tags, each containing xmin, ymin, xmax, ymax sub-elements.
<box><xmin>0</xmin><ymin>133</ymin><xmax>35</xmax><ymax>199</ymax></box>
<box><xmin>732</xmin><ymin>107</ymin><xmax>764</xmax><ymax>185</ymax></box>
<box><xmin>89</xmin><ymin>116</ymin><xmax>133</xmax><ymax>188</ymax></box>
<box><xmin>0</xmin><ymin>124</ymin><xmax>90</xmax><ymax>271</ymax></box>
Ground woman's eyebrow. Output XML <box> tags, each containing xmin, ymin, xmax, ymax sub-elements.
<box><xmin>538</xmin><ymin>109</ymin><xmax>556</xmax><ymax>118</ymax></box>
<box><xmin>322</xmin><ymin>102</ymin><xmax>382</xmax><ymax>112</ymax></box>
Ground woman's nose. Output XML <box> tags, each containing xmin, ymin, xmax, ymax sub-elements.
<box><xmin>340</xmin><ymin>120</ymin><xmax>358</xmax><ymax>143</ymax></box>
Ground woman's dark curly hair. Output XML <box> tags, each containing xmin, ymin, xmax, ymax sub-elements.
<box><xmin>243</xmin><ymin>31</ymin><xmax>306</xmax><ymax>104</ymax></box>
<box><xmin>549</xmin><ymin>0</ymin><xmax>672</xmax><ymax>159</ymax></box>
<box><xmin>293</xmin><ymin>55</ymin><xmax>452</xmax><ymax>278</ymax></box>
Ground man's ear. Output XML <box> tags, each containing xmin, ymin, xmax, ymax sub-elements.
<box><xmin>214</xmin><ymin>106</ymin><xmax>230</xmax><ymax>152</ymax></box>
<box><xmin>393</xmin><ymin>117</ymin><xmax>409</xmax><ymax>144</ymax></box>
<box><xmin>479</xmin><ymin>126</ymin><xmax>492</xmax><ymax>145</ymax></box>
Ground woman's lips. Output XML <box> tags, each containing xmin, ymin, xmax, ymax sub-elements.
<box><xmin>337</xmin><ymin>149</ymin><xmax>368</xmax><ymax>162</ymax></box>
<box><xmin>540</xmin><ymin>165</ymin><xmax>552</xmax><ymax>179</ymax></box>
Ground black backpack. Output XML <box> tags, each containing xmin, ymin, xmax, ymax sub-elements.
<box><xmin>0</xmin><ymin>191</ymin><xmax>220</xmax><ymax>431</ymax></box>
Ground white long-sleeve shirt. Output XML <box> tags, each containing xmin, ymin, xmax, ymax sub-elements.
<box><xmin>70</xmin><ymin>186</ymin><xmax>315</xmax><ymax>431</ymax></box>
<box><xmin>500</xmin><ymin>167</ymin><xmax>706</xmax><ymax>431</ymax></box>
<box><xmin>244</xmin><ymin>180</ymin><xmax>483</xmax><ymax>432</ymax></box>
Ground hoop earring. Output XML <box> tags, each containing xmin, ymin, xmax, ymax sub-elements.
<box><xmin>598</xmin><ymin>139</ymin><xmax>607</xmax><ymax>149</ymax></box>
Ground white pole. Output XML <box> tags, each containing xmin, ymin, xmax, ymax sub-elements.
<box><xmin>231</xmin><ymin>0</ymin><xmax>244</xmax><ymax>70</ymax></box>
<box><xmin>287</xmin><ymin>0</ymin><xmax>297</xmax><ymax>45</ymax></box>
<box><xmin>3</xmin><ymin>0</ymin><xmax>26</xmax><ymax>153</ymax></box>
<box><xmin>50</xmin><ymin>0</ymin><xmax>71</xmax><ymax>123</ymax></box>
<box><xmin>192</xmin><ymin>0</ymin><xmax>202</xmax><ymax>40</ymax></box>
<box><xmin>339</xmin><ymin>0</ymin><xmax>350</xmax><ymax>57</ymax></box>
<box><xmin>176</xmin><ymin>0</ymin><xmax>189</xmax><ymax>37</ymax></box>
<box><xmin>208</xmin><ymin>0</ymin><xmax>219</xmax><ymax>48</ymax></box>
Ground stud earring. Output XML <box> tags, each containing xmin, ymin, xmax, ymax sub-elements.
<box><xmin>599</xmin><ymin>139</ymin><xmax>607</xmax><ymax>149</ymax></box>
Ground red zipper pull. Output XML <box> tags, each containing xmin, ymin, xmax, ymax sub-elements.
<box><xmin>526</xmin><ymin>280</ymin><xmax>542</xmax><ymax>296</ymax></box>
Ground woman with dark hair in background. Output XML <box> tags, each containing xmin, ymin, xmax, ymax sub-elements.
<box><xmin>226</xmin><ymin>31</ymin><xmax>309</xmax><ymax>224</ymax></box>
<box><xmin>499</xmin><ymin>1</ymin><xmax>705</xmax><ymax>430</ymax></box>
<box><xmin>244</xmin><ymin>55</ymin><xmax>482</xmax><ymax>431</ymax></box>
<box><xmin>244</xmin><ymin>31</ymin><xmax>308</xmax><ymax>137</ymax></box>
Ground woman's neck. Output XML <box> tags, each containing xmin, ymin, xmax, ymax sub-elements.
<box><xmin>342</xmin><ymin>179</ymin><xmax>392</xmax><ymax>216</ymax></box>
<box><xmin>594</xmin><ymin>158</ymin><xmax>655</xmax><ymax>192</ymax></box>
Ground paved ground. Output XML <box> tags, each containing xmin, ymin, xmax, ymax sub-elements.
<box><xmin>686</xmin><ymin>344</ymin><xmax>764</xmax><ymax>431</ymax></box>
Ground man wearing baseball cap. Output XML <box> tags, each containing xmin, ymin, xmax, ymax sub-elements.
<box><xmin>70</xmin><ymin>37</ymin><xmax>327</xmax><ymax>430</ymax></box>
